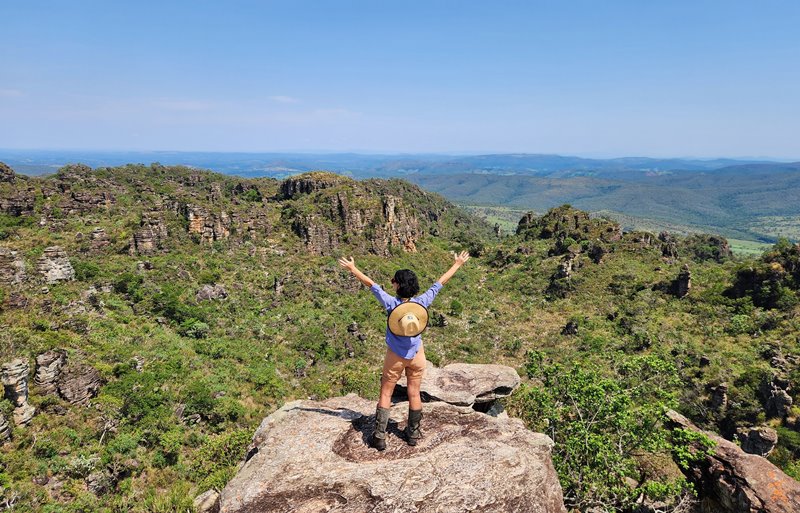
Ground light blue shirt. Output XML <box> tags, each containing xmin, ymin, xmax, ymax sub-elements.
<box><xmin>369</xmin><ymin>281</ymin><xmax>443</xmax><ymax>359</ymax></box>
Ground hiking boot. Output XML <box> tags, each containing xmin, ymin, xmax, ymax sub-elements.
<box><xmin>405</xmin><ymin>408</ymin><xmax>423</xmax><ymax>446</ymax></box>
<box><xmin>370</xmin><ymin>406</ymin><xmax>391</xmax><ymax>451</ymax></box>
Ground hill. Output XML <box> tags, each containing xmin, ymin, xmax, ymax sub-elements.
<box><xmin>409</xmin><ymin>164</ymin><xmax>800</xmax><ymax>242</ymax></box>
<box><xmin>1</xmin><ymin>162</ymin><xmax>799</xmax><ymax>512</ymax></box>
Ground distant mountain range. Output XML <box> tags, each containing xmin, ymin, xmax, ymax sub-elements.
<box><xmin>2</xmin><ymin>150</ymin><xmax>799</xmax><ymax>242</ymax></box>
<box><xmin>0</xmin><ymin>149</ymin><xmax>789</xmax><ymax>178</ymax></box>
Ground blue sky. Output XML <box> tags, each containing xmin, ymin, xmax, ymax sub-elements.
<box><xmin>2</xmin><ymin>1</ymin><xmax>799</xmax><ymax>157</ymax></box>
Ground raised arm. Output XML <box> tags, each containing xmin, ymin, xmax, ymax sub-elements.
<box><xmin>338</xmin><ymin>256</ymin><xmax>375</xmax><ymax>288</ymax></box>
<box><xmin>437</xmin><ymin>251</ymin><xmax>470</xmax><ymax>286</ymax></box>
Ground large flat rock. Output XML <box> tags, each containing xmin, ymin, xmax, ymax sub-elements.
<box><xmin>396</xmin><ymin>361</ymin><xmax>521</xmax><ymax>407</ymax></box>
<box><xmin>220</xmin><ymin>394</ymin><xmax>565</xmax><ymax>513</ymax></box>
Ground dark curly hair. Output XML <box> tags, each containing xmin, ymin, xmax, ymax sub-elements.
<box><xmin>392</xmin><ymin>269</ymin><xmax>419</xmax><ymax>299</ymax></box>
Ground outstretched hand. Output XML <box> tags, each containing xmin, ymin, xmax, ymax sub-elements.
<box><xmin>453</xmin><ymin>250</ymin><xmax>471</xmax><ymax>266</ymax></box>
<box><xmin>338</xmin><ymin>256</ymin><xmax>357</xmax><ymax>272</ymax></box>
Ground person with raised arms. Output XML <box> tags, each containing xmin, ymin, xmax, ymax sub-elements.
<box><xmin>338</xmin><ymin>251</ymin><xmax>471</xmax><ymax>451</ymax></box>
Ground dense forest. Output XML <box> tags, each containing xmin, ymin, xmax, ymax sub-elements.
<box><xmin>0</xmin><ymin>162</ymin><xmax>799</xmax><ymax>512</ymax></box>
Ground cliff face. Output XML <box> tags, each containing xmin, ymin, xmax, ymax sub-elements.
<box><xmin>280</xmin><ymin>173</ymin><xmax>421</xmax><ymax>257</ymax></box>
<box><xmin>0</xmin><ymin>164</ymin><xmax>488</xmax><ymax>259</ymax></box>
<box><xmin>220</xmin><ymin>394</ymin><xmax>566</xmax><ymax>513</ymax></box>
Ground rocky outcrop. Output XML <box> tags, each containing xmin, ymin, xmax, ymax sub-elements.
<box><xmin>286</xmin><ymin>181</ymin><xmax>420</xmax><ymax>256</ymax></box>
<box><xmin>659</xmin><ymin>232</ymin><xmax>678</xmax><ymax>259</ymax></box>
<box><xmin>89</xmin><ymin>227</ymin><xmax>110</xmax><ymax>252</ymax></box>
<box><xmin>56</xmin><ymin>362</ymin><xmax>102</xmax><ymax>405</ymax></box>
<box><xmin>0</xmin><ymin>191</ymin><xmax>35</xmax><ymax>217</ymax></box>
<box><xmin>183</xmin><ymin>204</ymin><xmax>231</xmax><ymax>244</ymax></box>
<box><xmin>711</xmin><ymin>383</ymin><xmax>729</xmax><ymax>411</ymax></box>
<box><xmin>680</xmin><ymin>234</ymin><xmax>732</xmax><ymax>263</ymax></box>
<box><xmin>396</xmin><ymin>362</ymin><xmax>521</xmax><ymax>413</ymax></box>
<box><xmin>220</xmin><ymin>394</ymin><xmax>566</xmax><ymax>513</ymax></box>
<box><xmin>672</xmin><ymin>264</ymin><xmax>692</xmax><ymax>298</ymax></box>
<box><xmin>36</xmin><ymin>246</ymin><xmax>75</xmax><ymax>284</ymax></box>
<box><xmin>760</xmin><ymin>378</ymin><xmax>793</xmax><ymax>419</ymax></box>
<box><xmin>0</xmin><ymin>411</ymin><xmax>9</xmax><ymax>442</ymax></box>
<box><xmin>2</xmin><ymin>358</ymin><xmax>35</xmax><ymax>426</ymax></box>
<box><xmin>0</xmin><ymin>247</ymin><xmax>26</xmax><ymax>284</ymax></box>
<box><xmin>517</xmin><ymin>205</ymin><xmax>622</xmax><ymax>244</ymax></box>
<box><xmin>35</xmin><ymin>350</ymin><xmax>67</xmax><ymax>395</ymax></box>
<box><xmin>196</xmin><ymin>284</ymin><xmax>228</xmax><ymax>301</ymax></box>
<box><xmin>737</xmin><ymin>427</ymin><xmax>779</xmax><ymax>457</ymax></box>
<box><xmin>0</xmin><ymin>162</ymin><xmax>15</xmax><ymax>182</ymax></box>
<box><xmin>130</xmin><ymin>214</ymin><xmax>168</xmax><ymax>255</ymax></box>
<box><xmin>64</xmin><ymin>190</ymin><xmax>115</xmax><ymax>214</ymax></box>
<box><xmin>666</xmin><ymin>409</ymin><xmax>800</xmax><ymax>513</ymax></box>
<box><xmin>280</xmin><ymin>173</ymin><xmax>347</xmax><ymax>199</ymax></box>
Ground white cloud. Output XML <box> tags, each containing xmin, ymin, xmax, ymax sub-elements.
<box><xmin>268</xmin><ymin>95</ymin><xmax>301</xmax><ymax>104</ymax></box>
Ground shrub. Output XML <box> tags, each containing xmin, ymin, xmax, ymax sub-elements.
<box><xmin>72</xmin><ymin>259</ymin><xmax>101</xmax><ymax>281</ymax></box>
<box><xmin>113</xmin><ymin>272</ymin><xmax>143</xmax><ymax>294</ymax></box>
<box><xmin>190</xmin><ymin>429</ymin><xmax>251</xmax><ymax>489</ymax></box>
<box><xmin>728</xmin><ymin>314</ymin><xmax>755</xmax><ymax>335</ymax></box>
<box><xmin>179</xmin><ymin>318</ymin><xmax>209</xmax><ymax>339</ymax></box>
<box><xmin>507</xmin><ymin>351</ymin><xmax>688</xmax><ymax>511</ymax></box>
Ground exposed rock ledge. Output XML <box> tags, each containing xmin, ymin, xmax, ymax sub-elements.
<box><xmin>220</xmin><ymin>394</ymin><xmax>566</xmax><ymax>513</ymax></box>
<box><xmin>666</xmin><ymin>410</ymin><xmax>800</xmax><ymax>513</ymax></box>
<box><xmin>396</xmin><ymin>361</ymin><xmax>521</xmax><ymax>412</ymax></box>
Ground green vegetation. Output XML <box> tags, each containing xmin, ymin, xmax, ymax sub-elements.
<box><xmin>0</xmin><ymin>163</ymin><xmax>799</xmax><ymax>511</ymax></box>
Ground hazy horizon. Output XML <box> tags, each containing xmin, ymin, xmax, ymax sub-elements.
<box><xmin>1</xmin><ymin>148</ymin><xmax>798</xmax><ymax>163</ymax></box>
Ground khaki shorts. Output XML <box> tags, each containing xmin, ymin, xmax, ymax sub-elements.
<box><xmin>382</xmin><ymin>345</ymin><xmax>426</xmax><ymax>385</ymax></box>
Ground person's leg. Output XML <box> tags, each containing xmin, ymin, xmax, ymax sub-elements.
<box><xmin>378</xmin><ymin>377</ymin><xmax>395</xmax><ymax>409</ymax></box>
<box><xmin>404</xmin><ymin>346</ymin><xmax>427</xmax><ymax>445</ymax></box>
<box><xmin>372</xmin><ymin>349</ymin><xmax>403</xmax><ymax>451</ymax></box>
<box><xmin>379</xmin><ymin>349</ymin><xmax>403</xmax><ymax>408</ymax></box>
<box><xmin>406</xmin><ymin>378</ymin><xmax>422</xmax><ymax>410</ymax></box>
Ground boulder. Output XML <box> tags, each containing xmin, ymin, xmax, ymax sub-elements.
<box><xmin>737</xmin><ymin>427</ymin><xmax>779</xmax><ymax>457</ymax></box>
<box><xmin>666</xmin><ymin>409</ymin><xmax>800</xmax><ymax>513</ymax></box>
<box><xmin>0</xmin><ymin>247</ymin><xmax>26</xmax><ymax>284</ymax></box>
<box><xmin>396</xmin><ymin>362</ymin><xmax>521</xmax><ymax>410</ymax></box>
<box><xmin>36</xmin><ymin>246</ymin><xmax>75</xmax><ymax>284</ymax></box>
<box><xmin>220</xmin><ymin>394</ymin><xmax>566</xmax><ymax>513</ymax></box>
<box><xmin>196</xmin><ymin>284</ymin><xmax>228</xmax><ymax>301</ymax></box>
<box><xmin>56</xmin><ymin>362</ymin><xmax>102</xmax><ymax>405</ymax></box>
<box><xmin>194</xmin><ymin>489</ymin><xmax>221</xmax><ymax>513</ymax></box>
<box><xmin>86</xmin><ymin>470</ymin><xmax>114</xmax><ymax>496</ymax></box>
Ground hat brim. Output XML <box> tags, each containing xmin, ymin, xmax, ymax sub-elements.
<box><xmin>387</xmin><ymin>301</ymin><xmax>429</xmax><ymax>337</ymax></box>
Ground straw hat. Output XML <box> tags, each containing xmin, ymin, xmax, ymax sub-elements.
<box><xmin>387</xmin><ymin>301</ymin><xmax>429</xmax><ymax>337</ymax></box>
